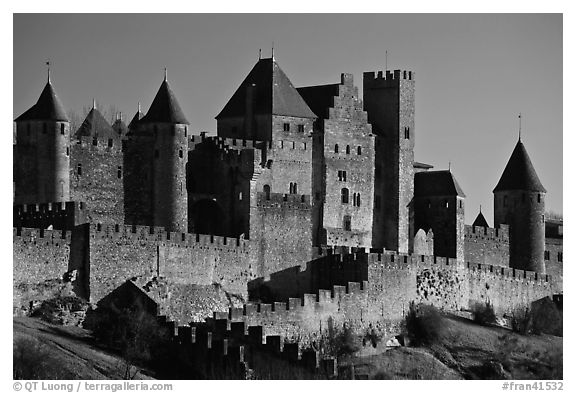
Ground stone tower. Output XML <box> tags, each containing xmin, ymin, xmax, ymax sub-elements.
<box><xmin>129</xmin><ymin>73</ymin><xmax>189</xmax><ymax>232</ymax></box>
<box><xmin>413</xmin><ymin>170</ymin><xmax>466</xmax><ymax>260</ymax></box>
<box><xmin>14</xmin><ymin>71</ymin><xmax>70</xmax><ymax>204</ymax></box>
<box><xmin>493</xmin><ymin>139</ymin><xmax>546</xmax><ymax>273</ymax></box>
<box><xmin>363</xmin><ymin>70</ymin><xmax>415</xmax><ymax>253</ymax></box>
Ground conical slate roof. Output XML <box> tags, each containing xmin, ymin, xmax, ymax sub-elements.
<box><xmin>415</xmin><ymin>170</ymin><xmax>466</xmax><ymax>198</ymax></box>
<box><xmin>140</xmin><ymin>79</ymin><xmax>188</xmax><ymax>124</ymax></box>
<box><xmin>15</xmin><ymin>81</ymin><xmax>69</xmax><ymax>122</ymax></box>
<box><xmin>74</xmin><ymin>107</ymin><xmax>117</xmax><ymax>140</ymax></box>
<box><xmin>128</xmin><ymin>109</ymin><xmax>144</xmax><ymax>129</ymax></box>
<box><xmin>216</xmin><ymin>58</ymin><xmax>316</xmax><ymax>119</ymax></box>
<box><xmin>472</xmin><ymin>211</ymin><xmax>489</xmax><ymax>227</ymax></box>
<box><xmin>493</xmin><ymin>140</ymin><xmax>546</xmax><ymax>193</ymax></box>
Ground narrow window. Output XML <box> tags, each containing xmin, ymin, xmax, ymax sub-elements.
<box><xmin>353</xmin><ymin>193</ymin><xmax>357</xmax><ymax>206</ymax></box>
<box><xmin>356</xmin><ymin>193</ymin><xmax>361</xmax><ymax>207</ymax></box>
<box><xmin>293</xmin><ymin>183</ymin><xmax>298</xmax><ymax>194</ymax></box>
<box><xmin>459</xmin><ymin>200</ymin><xmax>463</xmax><ymax>209</ymax></box>
<box><xmin>334</xmin><ymin>144</ymin><xmax>339</xmax><ymax>153</ymax></box>
<box><xmin>298</xmin><ymin>124</ymin><xmax>304</xmax><ymax>133</ymax></box>
<box><xmin>108</xmin><ymin>139</ymin><xmax>113</xmax><ymax>148</ymax></box>
<box><xmin>445</xmin><ymin>200</ymin><xmax>449</xmax><ymax>208</ymax></box>
<box><xmin>239</xmin><ymin>192</ymin><xmax>243</xmax><ymax>201</ymax></box>
<box><xmin>343</xmin><ymin>215</ymin><xmax>352</xmax><ymax>231</ymax></box>
<box><xmin>92</xmin><ymin>137</ymin><xmax>98</xmax><ymax>146</ymax></box>
<box><xmin>346</xmin><ymin>145</ymin><xmax>350</xmax><ymax>154</ymax></box>
<box><xmin>538</xmin><ymin>194</ymin><xmax>541</xmax><ymax>203</ymax></box>
<box><xmin>179</xmin><ymin>150</ymin><xmax>183</xmax><ymax>158</ymax></box>
<box><xmin>404</xmin><ymin>127</ymin><xmax>410</xmax><ymax>139</ymax></box>
<box><xmin>66</xmin><ymin>147</ymin><xmax>69</xmax><ymax>156</ymax></box>
<box><xmin>77</xmin><ymin>163</ymin><xmax>82</xmax><ymax>176</ymax></box>
<box><xmin>357</xmin><ymin>146</ymin><xmax>362</xmax><ymax>155</ymax></box>
<box><xmin>264</xmin><ymin>184</ymin><xmax>271</xmax><ymax>200</ymax></box>
<box><xmin>60</xmin><ymin>123</ymin><xmax>65</xmax><ymax>135</ymax></box>
<box><xmin>117</xmin><ymin>166</ymin><xmax>122</xmax><ymax>179</ymax></box>
<box><xmin>185</xmin><ymin>126</ymin><xmax>188</xmax><ymax>137</ymax></box>
<box><xmin>558</xmin><ymin>252</ymin><xmax>563</xmax><ymax>262</ymax></box>
<box><xmin>544</xmin><ymin>250</ymin><xmax>550</xmax><ymax>261</ymax></box>
<box><xmin>283</xmin><ymin>123</ymin><xmax>290</xmax><ymax>132</ymax></box>
<box><xmin>341</xmin><ymin>188</ymin><xmax>349</xmax><ymax>204</ymax></box>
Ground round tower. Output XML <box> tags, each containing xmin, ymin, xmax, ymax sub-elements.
<box><xmin>493</xmin><ymin>139</ymin><xmax>546</xmax><ymax>273</ymax></box>
<box><xmin>14</xmin><ymin>68</ymin><xmax>70</xmax><ymax>204</ymax></box>
<box><xmin>139</xmin><ymin>71</ymin><xmax>189</xmax><ymax>232</ymax></box>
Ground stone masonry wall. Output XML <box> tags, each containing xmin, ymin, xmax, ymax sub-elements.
<box><xmin>464</xmin><ymin>224</ymin><xmax>510</xmax><ymax>267</ymax></box>
<box><xmin>70</xmin><ymin>136</ymin><xmax>124</xmax><ymax>224</ymax></box>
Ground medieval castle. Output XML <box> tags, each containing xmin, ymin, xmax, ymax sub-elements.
<box><xmin>13</xmin><ymin>56</ymin><xmax>563</xmax><ymax>376</ymax></box>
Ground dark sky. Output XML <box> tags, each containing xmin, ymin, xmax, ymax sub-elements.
<box><xmin>13</xmin><ymin>14</ymin><xmax>562</xmax><ymax>224</ymax></box>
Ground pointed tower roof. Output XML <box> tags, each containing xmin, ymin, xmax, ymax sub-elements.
<box><xmin>15</xmin><ymin>81</ymin><xmax>69</xmax><ymax>122</ymax></box>
<box><xmin>112</xmin><ymin>114</ymin><xmax>127</xmax><ymax>137</ymax></box>
<box><xmin>493</xmin><ymin>140</ymin><xmax>546</xmax><ymax>193</ymax></box>
<box><xmin>472</xmin><ymin>210</ymin><xmax>489</xmax><ymax>227</ymax></box>
<box><xmin>415</xmin><ymin>170</ymin><xmax>466</xmax><ymax>198</ymax></box>
<box><xmin>74</xmin><ymin>107</ymin><xmax>116</xmax><ymax>140</ymax></box>
<box><xmin>128</xmin><ymin>108</ymin><xmax>144</xmax><ymax>129</ymax></box>
<box><xmin>140</xmin><ymin>78</ymin><xmax>188</xmax><ymax>124</ymax></box>
<box><xmin>216</xmin><ymin>57</ymin><xmax>316</xmax><ymax>119</ymax></box>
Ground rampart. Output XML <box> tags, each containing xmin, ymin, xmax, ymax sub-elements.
<box><xmin>70</xmin><ymin>223</ymin><xmax>253</xmax><ymax>303</ymax></box>
<box><xmin>13</xmin><ymin>227</ymin><xmax>72</xmax><ymax>311</ymax></box>
<box><xmin>13</xmin><ymin>201</ymin><xmax>88</xmax><ymax>230</ymax></box>
<box><xmin>464</xmin><ymin>224</ymin><xmax>510</xmax><ymax>267</ymax></box>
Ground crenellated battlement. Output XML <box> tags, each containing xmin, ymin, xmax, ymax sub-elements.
<box><xmin>465</xmin><ymin>224</ymin><xmax>509</xmax><ymax>241</ymax></box>
<box><xmin>363</xmin><ymin>69</ymin><xmax>415</xmax><ymax>85</ymax></box>
<box><xmin>88</xmin><ymin>223</ymin><xmax>249</xmax><ymax>251</ymax></box>
<box><xmin>13</xmin><ymin>201</ymin><xmax>88</xmax><ymax>230</ymax></box>
<box><xmin>156</xmin><ymin>313</ymin><xmax>337</xmax><ymax>377</ymax></box>
<box><xmin>255</xmin><ymin>192</ymin><xmax>311</xmax><ymax>209</ymax></box>
<box><xmin>272</xmin><ymin>139</ymin><xmax>312</xmax><ymax>151</ymax></box>
<box><xmin>13</xmin><ymin>226</ymin><xmax>72</xmax><ymax>243</ymax></box>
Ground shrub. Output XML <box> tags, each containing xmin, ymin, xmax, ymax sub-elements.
<box><xmin>13</xmin><ymin>337</ymin><xmax>70</xmax><ymax>379</ymax></box>
<box><xmin>311</xmin><ymin>321</ymin><xmax>360</xmax><ymax>359</ymax></box>
<box><xmin>31</xmin><ymin>294</ymin><xmax>89</xmax><ymax>326</ymax></box>
<box><xmin>530</xmin><ymin>298</ymin><xmax>562</xmax><ymax>336</ymax></box>
<box><xmin>403</xmin><ymin>302</ymin><xmax>446</xmax><ymax>346</ymax></box>
<box><xmin>511</xmin><ymin>307</ymin><xmax>532</xmax><ymax>335</ymax></box>
<box><xmin>472</xmin><ymin>301</ymin><xmax>497</xmax><ymax>326</ymax></box>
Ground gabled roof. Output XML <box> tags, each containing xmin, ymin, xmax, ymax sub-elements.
<box><xmin>140</xmin><ymin>79</ymin><xmax>188</xmax><ymax>124</ymax></box>
<box><xmin>297</xmin><ymin>83</ymin><xmax>340</xmax><ymax>119</ymax></box>
<box><xmin>74</xmin><ymin>107</ymin><xmax>117</xmax><ymax>140</ymax></box>
<box><xmin>415</xmin><ymin>170</ymin><xmax>466</xmax><ymax>198</ymax></box>
<box><xmin>15</xmin><ymin>81</ymin><xmax>69</xmax><ymax>122</ymax></box>
<box><xmin>472</xmin><ymin>211</ymin><xmax>489</xmax><ymax>227</ymax></box>
<box><xmin>216</xmin><ymin>57</ymin><xmax>316</xmax><ymax>120</ymax></box>
<box><xmin>493</xmin><ymin>140</ymin><xmax>546</xmax><ymax>193</ymax></box>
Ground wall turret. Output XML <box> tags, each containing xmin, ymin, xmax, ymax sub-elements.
<box><xmin>493</xmin><ymin>139</ymin><xmax>546</xmax><ymax>273</ymax></box>
<box><xmin>14</xmin><ymin>69</ymin><xmax>70</xmax><ymax>204</ymax></box>
<box><xmin>127</xmin><ymin>73</ymin><xmax>189</xmax><ymax>232</ymax></box>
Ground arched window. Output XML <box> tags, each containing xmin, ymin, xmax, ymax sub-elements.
<box><xmin>346</xmin><ymin>145</ymin><xmax>350</xmax><ymax>154</ymax></box>
<box><xmin>334</xmin><ymin>144</ymin><xmax>339</xmax><ymax>153</ymax></box>
<box><xmin>341</xmin><ymin>188</ymin><xmax>349</xmax><ymax>204</ymax></box>
<box><xmin>356</xmin><ymin>193</ymin><xmax>361</xmax><ymax>207</ymax></box>
<box><xmin>263</xmin><ymin>184</ymin><xmax>271</xmax><ymax>200</ymax></box>
<box><xmin>357</xmin><ymin>146</ymin><xmax>362</xmax><ymax>155</ymax></box>
<box><xmin>343</xmin><ymin>215</ymin><xmax>352</xmax><ymax>231</ymax></box>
